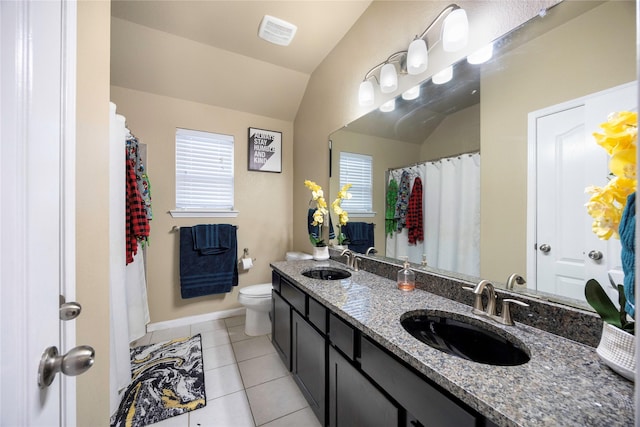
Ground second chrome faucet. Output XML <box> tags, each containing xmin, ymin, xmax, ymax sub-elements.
<box><xmin>464</xmin><ymin>280</ymin><xmax>528</xmax><ymax>326</ymax></box>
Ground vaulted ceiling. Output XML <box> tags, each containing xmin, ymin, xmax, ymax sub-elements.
<box><xmin>110</xmin><ymin>1</ymin><xmax>372</xmax><ymax>121</ymax></box>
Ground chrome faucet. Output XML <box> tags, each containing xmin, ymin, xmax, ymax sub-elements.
<box><xmin>365</xmin><ymin>247</ymin><xmax>377</xmax><ymax>256</ymax></box>
<box><xmin>353</xmin><ymin>256</ymin><xmax>362</xmax><ymax>272</ymax></box>
<box><xmin>506</xmin><ymin>273</ymin><xmax>526</xmax><ymax>290</ymax></box>
<box><xmin>467</xmin><ymin>280</ymin><xmax>497</xmax><ymax>316</ymax></box>
<box><xmin>464</xmin><ymin>280</ymin><xmax>529</xmax><ymax>326</ymax></box>
<box><xmin>341</xmin><ymin>249</ymin><xmax>355</xmax><ymax>269</ymax></box>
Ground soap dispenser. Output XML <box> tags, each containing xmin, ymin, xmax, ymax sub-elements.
<box><xmin>397</xmin><ymin>257</ymin><xmax>415</xmax><ymax>292</ymax></box>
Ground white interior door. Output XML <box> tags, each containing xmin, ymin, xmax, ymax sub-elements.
<box><xmin>1</xmin><ymin>1</ymin><xmax>77</xmax><ymax>424</ymax></box>
<box><xmin>529</xmin><ymin>82</ymin><xmax>636</xmax><ymax>302</ymax></box>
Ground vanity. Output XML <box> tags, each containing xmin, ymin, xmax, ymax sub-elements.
<box><xmin>270</xmin><ymin>259</ymin><xmax>634</xmax><ymax>427</ymax></box>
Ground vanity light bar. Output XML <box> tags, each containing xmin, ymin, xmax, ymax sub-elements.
<box><xmin>358</xmin><ymin>4</ymin><xmax>469</xmax><ymax>107</ymax></box>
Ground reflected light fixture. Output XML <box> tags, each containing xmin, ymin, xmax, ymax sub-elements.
<box><xmin>402</xmin><ymin>85</ymin><xmax>420</xmax><ymax>101</ymax></box>
<box><xmin>357</xmin><ymin>4</ymin><xmax>468</xmax><ymax>106</ymax></box>
<box><xmin>432</xmin><ymin>66</ymin><xmax>453</xmax><ymax>84</ymax></box>
<box><xmin>467</xmin><ymin>42</ymin><xmax>494</xmax><ymax>64</ymax></box>
<box><xmin>380</xmin><ymin>99</ymin><xmax>395</xmax><ymax>112</ymax></box>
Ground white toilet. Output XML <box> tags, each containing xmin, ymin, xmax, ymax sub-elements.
<box><xmin>238</xmin><ymin>252</ymin><xmax>312</xmax><ymax>336</ymax></box>
<box><xmin>238</xmin><ymin>283</ymin><xmax>273</xmax><ymax>336</ymax></box>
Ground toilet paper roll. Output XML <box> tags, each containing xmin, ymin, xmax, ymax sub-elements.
<box><xmin>241</xmin><ymin>257</ymin><xmax>253</xmax><ymax>270</ymax></box>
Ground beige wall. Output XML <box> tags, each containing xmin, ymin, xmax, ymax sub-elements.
<box><xmin>329</xmin><ymin>130</ymin><xmax>420</xmax><ymax>248</ymax></box>
<box><xmin>481</xmin><ymin>1</ymin><xmax>636</xmax><ymax>282</ymax></box>
<box><xmin>293</xmin><ymin>0</ymin><xmax>559</xmax><ymax>253</ymax></box>
<box><xmin>111</xmin><ymin>86</ymin><xmax>293</xmax><ymax>323</ymax></box>
<box><xmin>76</xmin><ymin>0</ymin><xmax>111</xmax><ymax>423</ymax></box>
<box><xmin>419</xmin><ymin>104</ymin><xmax>480</xmax><ymax>160</ymax></box>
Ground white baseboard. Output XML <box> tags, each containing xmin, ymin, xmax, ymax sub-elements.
<box><xmin>146</xmin><ymin>307</ymin><xmax>246</xmax><ymax>332</ymax></box>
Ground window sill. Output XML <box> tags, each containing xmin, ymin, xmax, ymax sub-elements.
<box><xmin>350</xmin><ymin>212</ymin><xmax>376</xmax><ymax>218</ymax></box>
<box><xmin>169</xmin><ymin>210</ymin><xmax>239</xmax><ymax>218</ymax></box>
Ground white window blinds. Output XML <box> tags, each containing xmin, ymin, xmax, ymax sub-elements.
<box><xmin>340</xmin><ymin>151</ymin><xmax>373</xmax><ymax>213</ymax></box>
<box><xmin>175</xmin><ymin>128</ymin><xmax>234</xmax><ymax>210</ymax></box>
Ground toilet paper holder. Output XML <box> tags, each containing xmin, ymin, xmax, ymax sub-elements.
<box><xmin>239</xmin><ymin>248</ymin><xmax>256</xmax><ymax>271</ymax></box>
<box><xmin>243</xmin><ymin>248</ymin><xmax>255</xmax><ymax>260</ymax></box>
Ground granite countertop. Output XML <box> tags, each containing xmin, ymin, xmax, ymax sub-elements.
<box><xmin>271</xmin><ymin>259</ymin><xmax>634</xmax><ymax>427</ymax></box>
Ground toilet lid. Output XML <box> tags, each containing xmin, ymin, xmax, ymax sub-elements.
<box><xmin>239</xmin><ymin>283</ymin><xmax>272</xmax><ymax>297</ymax></box>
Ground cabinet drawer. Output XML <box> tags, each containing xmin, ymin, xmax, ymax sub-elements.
<box><xmin>308</xmin><ymin>297</ymin><xmax>327</xmax><ymax>334</ymax></box>
<box><xmin>329</xmin><ymin>313</ymin><xmax>356</xmax><ymax>360</ymax></box>
<box><xmin>360</xmin><ymin>336</ymin><xmax>477</xmax><ymax>427</ymax></box>
<box><xmin>280</xmin><ymin>278</ymin><xmax>306</xmax><ymax>314</ymax></box>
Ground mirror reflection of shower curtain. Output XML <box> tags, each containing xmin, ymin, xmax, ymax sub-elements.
<box><xmin>386</xmin><ymin>153</ymin><xmax>480</xmax><ymax>277</ymax></box>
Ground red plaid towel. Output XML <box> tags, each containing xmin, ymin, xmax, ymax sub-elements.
<box><xmin>126</xmin><ymin>156</ymin><xmax>150</xmax><ymax>264</ymax></box>
<box><xmin>407</xmin><ymin>177</ymin><xmax>423</xmax><ymax>244</ymax></box>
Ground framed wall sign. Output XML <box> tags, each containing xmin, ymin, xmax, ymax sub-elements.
<box><xmin>248</xmin><ymin>127</ymin><xmax>282</xmax><ymax>173</ymax></box>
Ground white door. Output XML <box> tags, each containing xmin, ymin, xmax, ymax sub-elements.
<box><xmin>528</xmin><ymin>82</ymin><xmax>637</xmax><ymax>302</ymax></box>
<box><xmin>1</xmin><ymin>1</ymin><xmax>79</xmax><ymax>425</ymax></box>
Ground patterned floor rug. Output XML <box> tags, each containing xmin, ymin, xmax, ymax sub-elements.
<box><xmin>110</xmin><ymin>334</ymin><xmax>206</xmax><ymax>427</ymax></box>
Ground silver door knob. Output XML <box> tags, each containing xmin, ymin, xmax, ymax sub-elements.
<box><xmin>539</xmin><ymin>244</ymin><xmax>551</xmax><ymax>253</ymax></box>
<box><xmin>59</xmin><ymin>302</ymin><xmax>82</xmax><ymax>321</ymax></box>
<box><xmin>38</xmin><ymin>345</ymin><xmax>95</xmax><ymax>388</ymax></box>
<box><xmin>588</xmin><ymin>250</ymin><xmax>603</xmax><ymax>261</ymax></box>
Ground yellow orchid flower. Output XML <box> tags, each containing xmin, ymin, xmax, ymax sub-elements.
<box><xmin>609</xmin><ymin>148</ymin><xmax>637</xmax><ymax>180</ymax></box>
<box><xmin>339</xmin><ymin>211</ymin><xmax>349</xmax><ymax>226</ymax></box>
<box><xmin>593</xmin><ymin>111</ymin><xmax>637</xmax><ymax>155</ymax></box>
<box><xmin>585</xmin><ymin>111</ymin><xmax>637</xmax><ymax>240</ymax></box>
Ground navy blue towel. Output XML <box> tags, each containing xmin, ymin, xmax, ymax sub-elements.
<box><xmin>307</xmin><ymin>208</ymin><xmax>335</xmax><ymax>241</ymax></box>
<box><xmin>343</xmin><ymin>222</ymin><xmax>374</xmax><ymax>254</ymax></box>
<box><xmin>180</xmin><ymin>225</ymin><xmax>238</xmax><ymax>298</ymax></box>
<box><xmin>192</xmin><ymin>224</ymin><xmax>232</xmax><ymax>255</ymax></box>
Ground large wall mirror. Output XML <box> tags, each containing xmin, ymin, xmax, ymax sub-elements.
<box><xmin>329</xmin><ymin>0</ymin><xmax>636</xmax><ymax>310</ymax></box>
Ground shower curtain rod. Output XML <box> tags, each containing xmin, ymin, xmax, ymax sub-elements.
<box><xmin>387</xmin><ymin>149</ymin><xmax>480</xmax><ymax>172</ymax></box>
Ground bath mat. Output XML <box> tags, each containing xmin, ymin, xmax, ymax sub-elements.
<box><xmin>110</xmin><ymin>334</ymin><xmax>206</xmax><ymax>427</ymax></box>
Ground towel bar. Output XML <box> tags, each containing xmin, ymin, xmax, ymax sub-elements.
<box><xmin>172</xmin><ymin>225</ymin><xmax>239</xmax><ymax>232</ymax></box>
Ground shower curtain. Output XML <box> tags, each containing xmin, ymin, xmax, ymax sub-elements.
<box><xmin>386</xmin><ymin>153</ymin><xmax>480</xmax><ymax>277</ymax></box>
<box><xmin>109</xmin><ymin>102</ymin><xmax>151</xmax><ymax>415</ymax></box>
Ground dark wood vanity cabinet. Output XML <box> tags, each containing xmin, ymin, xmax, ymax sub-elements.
<box><xmin>291</xmin><ymin>310</ymin><xmax>326</xmax><ymax>424</ymax></box>
<box><xmin>328</xmin><ymin>345</ymin><xmax>398</xmax><ymax>427</ymax></box>
<box><xmin>271</xmin><ymin>271</ymin><xmax>491</xmax><ymax>427</ymax></box>
<box><xmin>271</xmin><ymin>290</ymin><xmax>291</xmax><ymax>370</ymax></box>
<box><xmin>271</xmin><ymin>273</ymin><xmax>327</xmax><ymax>425</ymax></box>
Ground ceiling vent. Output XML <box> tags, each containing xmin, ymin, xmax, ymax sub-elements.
<box><xmin>258</xmin><ymin>15</ymin><xmax>297</xmax><ymax>46</ymax></box>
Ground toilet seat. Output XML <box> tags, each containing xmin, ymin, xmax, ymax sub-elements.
<box><xmin>239</xmin><ymin>284</ymin><xmax>272</xmax><ymax>298</ymax></box>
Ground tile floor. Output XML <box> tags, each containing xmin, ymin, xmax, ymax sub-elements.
<box><xmin>131</xmin><ymin>315</ymin><xmax>322</xmax><ymax>427</ymax></box>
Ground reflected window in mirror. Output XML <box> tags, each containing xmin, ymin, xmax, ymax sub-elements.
<box><xmin>340</xmin><ymin>152</ymin><xmax>373</xmax><ymax>215</ymax></box>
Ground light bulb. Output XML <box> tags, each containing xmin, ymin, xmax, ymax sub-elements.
<box><xmin>442</xmin><ymin>8</ymin><xmax>469</xmax><ymax>52</ymax></box>
<box><xmin>432</xmin><ymin>66</ymin><xmax>453</xmax><ymax>84</ymax></box>
<box><xmin>380</xmin><ymin>99</ymin><xmax>395</xmax><ymax>112</ymax></box>
<box><xmin>358</xmin><ymin>80</ymin><xmax>374</xmax><ymax>106</ymax></box>
<box><xmin>467</xmin><ymin>42</ymin><xmax>494</xmax><ymax>64</ymax></box>
<box><xmin>407</xmin><ymin>39</ymin><xmax>428</xmax><ymax>75</ymax></box>
<box><xmin>402</xmin><ymin>86</ymin><xmax>420</xmax><ymax>101</ymax></box>
<box><xmin>380</xmin><ymin>63</ymin><xmax>398</xmax><ymax>93</ymax></box>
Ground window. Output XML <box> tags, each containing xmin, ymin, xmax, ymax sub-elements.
<box><xmin>172</xmin><ymin>128</ymin><xmax>236</xmax><ymax>217</ymax></box>
<box><xmin>339</xmin><ymin>151</ymin><xmax>373</xmax><ymax>214</ymax></box>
